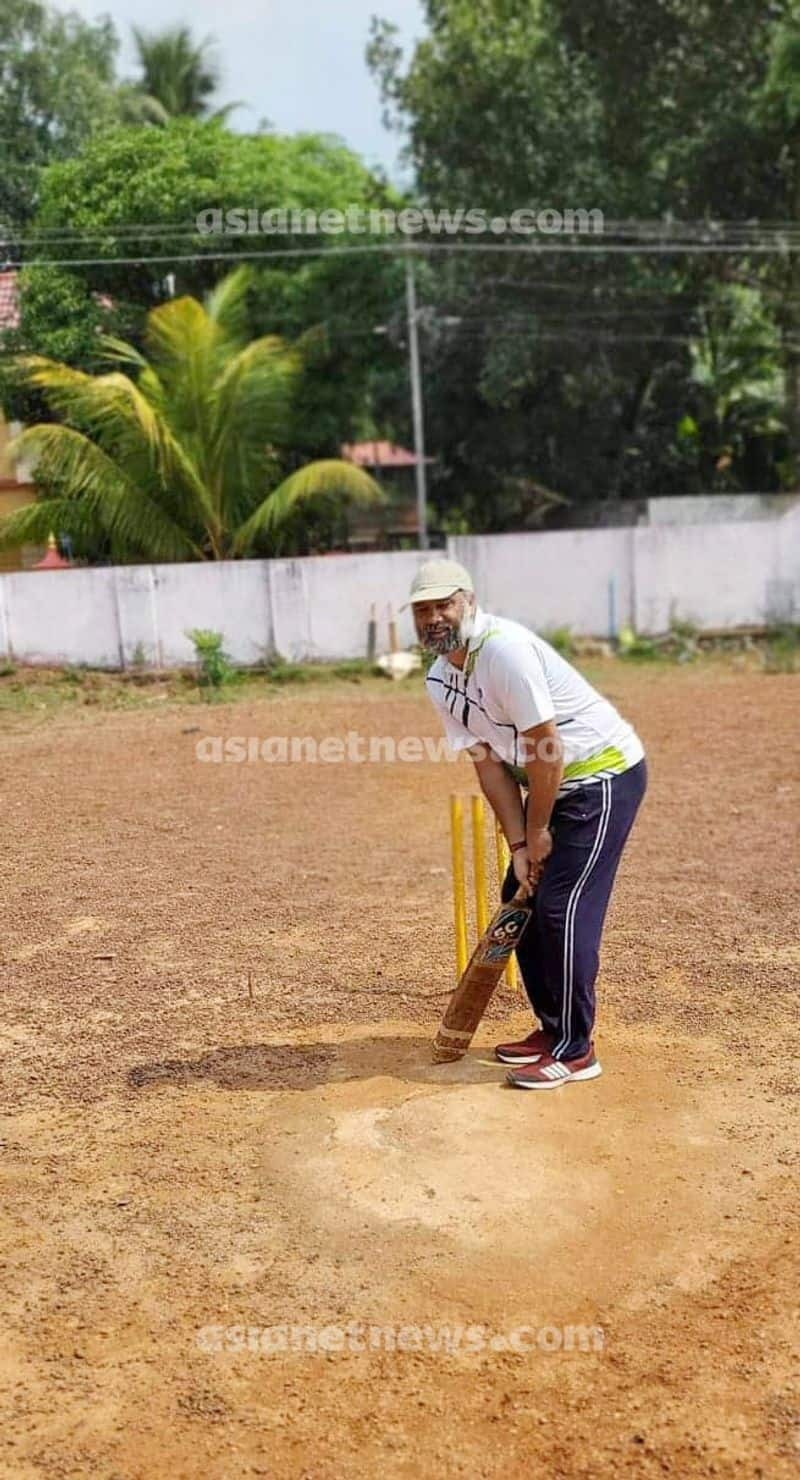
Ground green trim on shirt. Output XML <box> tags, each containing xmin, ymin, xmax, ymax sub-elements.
<box><xmin>464</xmin><ymin>625</ymin><xmax>502</xmax><ymax>677</ymax></box>
<box><xmin>504</xmin><ymin>745</ymin><xmax>628</xmax><ymax>790</ymax></box>
<box><xmin>562</xmin><ymin>744</ymin><xmax>628</xmax><ymax>780</ymax></box>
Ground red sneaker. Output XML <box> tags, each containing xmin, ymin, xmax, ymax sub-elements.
<box><xmin>494</xmin><ymin>1028</ymin><xmax>554</xmax><ymax>1066</ymax></box>
<box><xmin>505</xmin><ymin>1045</ymin><xmax>602</xmax><ymax>1090</ymax></box>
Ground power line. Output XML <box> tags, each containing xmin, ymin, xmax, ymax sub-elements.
<box><xmin>4</xmin><ymin>238</ymin><xmax>800</xmax><ymax>269</ymax></box>
<box><xmin>7</xmin><ymin>216</ymin><xmax>800</xmax><ymax>241</ymax></box>
<box><xmin>0</xmin><ymin>248</ymin><xmax>796</xmax><ymax>270</ymax></box>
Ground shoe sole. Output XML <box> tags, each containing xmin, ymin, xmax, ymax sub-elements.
<box><xmin>495</xmin><ymin>1050</ymin><xmax>545</xmax><ymax>1065</ymax></box>
<box><xmin>506</xmin><ymin>1062</ymin><xmax>603</xmax><ymax>1090</ymax></box>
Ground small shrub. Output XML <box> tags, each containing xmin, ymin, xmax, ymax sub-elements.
<box><xmin>668</xmin><ymin>616</ymin><xmax>700</xmax><ymax>663</ymax></box>
<box><xmin>0</xmin><ymin>659</ymin><xmax>16</xmax><ymax>678</ymax></box>
<box><xmin>761</xmin><ymin>621</ymin><xmax>800</xmax><ymax>674</ymax></box>
<box><xmin>618</xmin><ymin>625</ymin><xmax>660</xmax><ymax>661</ymax></box>
<box><xmin>187</xmin><ymin>629</ymin><xmax>236</xmax><ymax>690</ymax></box>
<box><xmin>543</xmin><ymin>625</ymin><xmax>577</xmax><ymax>659</ymax></box>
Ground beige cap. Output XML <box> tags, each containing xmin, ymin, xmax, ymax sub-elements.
<box><xmin>406</xmin><ymin>558</ymin><xmax>474</xmax><ymax>605</ymax></box>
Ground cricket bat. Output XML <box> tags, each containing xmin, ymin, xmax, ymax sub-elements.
<box><xmin>432</xmin><ymin>885</ymin><xmax>534</xmax><ymax>1062</ymax></box>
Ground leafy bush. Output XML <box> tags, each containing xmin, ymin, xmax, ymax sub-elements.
<box><xmin>668</xmin><ymin>616</ymin><xmax>700</xmax><ymax>663</ymax></box>
<box><xmin>761</xmin><ymin>621</ymin><xmax>800</xmax><ymax>674</ymax></box>
<box><xmin>187</xmin><ymin>629</ymin><xmax>235</xmax><ymax>690</ymax></box>
<box><xmin>618</xmin><ymin>625</ymin><xmax>660</xmax><ymax>661</ymax></box>
<box><xmin>543</xmin><ymin>626</ymin><xmax>577</xmax><ymax>658</ymax></box>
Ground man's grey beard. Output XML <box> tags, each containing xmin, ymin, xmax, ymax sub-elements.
<box><xmin>420</xmin><ymin>612</ymin><xmax>475</xmax><ymax>655</ymax></box>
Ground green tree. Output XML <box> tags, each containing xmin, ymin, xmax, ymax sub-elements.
<box><xmin>679</xmin><ymin>285</ymin><xmax>785</xmax><ymax>489</ymax></box>
<box><xmin>752</xmin><ymin>2</ymin><xmax>800</xmax><ymax>464</ymax></box>
<box><xmin>367</xmin><ymin>0</ymin><xmax>795</xmax><ymax>520</ymax></box>
<box><xmin>10</xmin><ymin>121</ymin><xmax>408</xmax><ymax>452</ymax></box>
<box><xmin>0</xmin><ymin>0</ymin><xmax>120</xmax><ymax>229</ymax></box>
<box><xmin>0</xmin><ymin>264</ymin><xmax>116</xmax><ymax>428</ymax></box>
<box><xmin>0</xmin><ymin>268</ymin><xmax>382</xmax><ymax>562</ymax></box>
<box><xmin>371</xmin><ymin>0</ymin><xmax>785</xmax><ymax>216</ymax></box>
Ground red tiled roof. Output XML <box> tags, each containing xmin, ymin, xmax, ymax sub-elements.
<box><xmin>0</xmin><ymin>271</ymin><xmax>20</xmax><ymax>331</ymax></box>
<box><xmin>341</xmin><ymin>439</ymin><xmax>433</xmax><ymax>468</ymax></box>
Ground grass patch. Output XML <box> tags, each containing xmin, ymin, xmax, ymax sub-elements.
<box><xmin>0</xmin><ymin>656</ymin><xmax>390</xmax><ymax>715</ymax></box>
<box><xmin>761</xmin><ymin>621</ymin><xmax>800</xmax><ymax>674</ymax></box>
<box><xmin>261</xmin><ymin>656</ymin><xmax>378</xmax><ymax>685</ymax></box>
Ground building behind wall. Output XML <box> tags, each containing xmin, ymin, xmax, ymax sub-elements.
<box><xmin>0</xmin><ymin>412</ymin><xmax>38</xmax><ymax>573</ymax></box>
<box><xmin>0</xmin><ymin>272</ymin><xmax>39</xmax><ymax>571</ymax></box>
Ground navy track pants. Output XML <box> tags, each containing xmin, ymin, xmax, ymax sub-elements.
<box><xmin>501</xmin><ymin>759</ymin><xmax>647</xmax><ymax>1060</ymax></box>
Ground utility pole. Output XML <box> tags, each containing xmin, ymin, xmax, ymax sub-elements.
<box><xmin>405</xmin><ymin>252</ymin><xmax>429</xmax><ymax>549</ymax></box>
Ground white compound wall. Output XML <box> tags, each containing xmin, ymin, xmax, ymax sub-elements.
<box><xmin>0</xmin><ymin>508</ymin><xmax>797</xmax><ymax>668</ymax></box>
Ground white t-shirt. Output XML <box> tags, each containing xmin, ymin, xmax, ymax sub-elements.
<box><xmin>426</xmin><ymin>608</ymin><xmax>644</xmax><ymax>794</ymax></box>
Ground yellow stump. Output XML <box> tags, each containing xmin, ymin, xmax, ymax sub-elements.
<box><xmin>387</xmin><ymin>603</ymin><xmax>399</xmax><ymax>654</ymax></box>
<box><xmin>471</xmin><ymin>794</ymin><xmax>489</xmax><ymax>937</ymax></box>
<box><xmin>450</xmin><ymin>795</ymin><xmax>468</xmax><ymax>980</ymax></box>
<box><xmin>493</xmin><ymin>815</ymin><xmax>518</xmax><ymax>992</ymax></box>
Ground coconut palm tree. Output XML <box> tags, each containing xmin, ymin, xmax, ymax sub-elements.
<box><xmin>0</xmin><ymin>268</ymin><xmax>382</xmax><ymax>562</ymax></box>
<box><xmin>129</xmin><ymin>25</ymin><xmax>238</xmax><ymax>122</ymax></box>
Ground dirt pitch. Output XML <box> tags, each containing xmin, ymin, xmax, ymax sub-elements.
<box><xmin>1</xmin><ymin>662</ymin><xmax>798</xmax><ymax>1479</ymax></box>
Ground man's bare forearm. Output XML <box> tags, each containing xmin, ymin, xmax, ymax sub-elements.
<box><xmin>524</xmin><ymin>754</ymin><xmax>564</xmax><ymax>832</ymax></box>
<box><xmin>522</xmin><ymin>721</ymin><xmax>564</xmax><ymax>835</ymax></box>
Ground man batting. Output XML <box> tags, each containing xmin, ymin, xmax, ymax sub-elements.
<box><xmin>409</xmin><ymin>559</ymin><xmax>647</xmax><ymax>1090</ymax></box>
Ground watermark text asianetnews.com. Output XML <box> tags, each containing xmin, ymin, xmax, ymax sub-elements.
<box><xmin>196</xmin><ymin>205</ymin><xmax>605</xmax><ymax>238</ymax></box>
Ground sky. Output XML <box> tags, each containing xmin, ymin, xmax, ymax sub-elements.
<box><xmin>54</xmin><ymin>0</ymin><xmax>425</xmax><ymax>181</ymax></box>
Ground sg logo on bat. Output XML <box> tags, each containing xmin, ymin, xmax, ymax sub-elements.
<box><xmin>483</xmin><ymin>905</ymin><xmax>530</xmax><ymax>962</ymax></box>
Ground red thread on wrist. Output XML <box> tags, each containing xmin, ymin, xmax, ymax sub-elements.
<box><xmin>509</xmin><ymin>840</ymin><xmax>527</xmax><ymax>853</ymax></box>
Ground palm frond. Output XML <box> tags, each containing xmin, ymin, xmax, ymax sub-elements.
<box><xmin>8</xmin><ymin>425</ymin><xmax>202</xmax><ymax>561</ymax></box>
<box><xmin>141</xmin><ymin>297</ymin><xmax>222</xmax><ymax>472</ymax></box>
<box><xmin>101</xmin><ymin>335</ymin><xmax>151</xmax><ymax>372</ymax></box>
<box><xmin>144</xmin><ymin>295</ymin><xmax>214</xmax><ymax>375</ymax></box>
<box><xmin>116</xmin><ymin>84</ymin><xmax>171</xmax><ymax>127</ymax></box>
<box><xmin>208</xmin><ymin>336</ymin><xmax>299</xmax><ymax>510</ymax></box>
<box><xmin>204</xmin><ymin>266</ymin><xmax>254</xmax><ymax>343</ymax></box>
<box><xmin>13</xmin><ymin>356</ymin><xmax>100</xmax><ymax>428</ymax></box>
<box><xmin>208</xmin><ymin>101</ymin><xmax>245</xmax><ymax>124</ymax></box>
<box><xmin>14</xmin><ymin>355</ymin><xmax>213</xmax><ymax>530</ymax></box>
<box><xmin>0</xmin><ymin>498</ymin><xmax>100</xmax><ymax>551</ymax></box>
<box><xmin>232</xmin><ymin>460</ymin><xmax>383</xmax><ymax>553</ymax></box>
<box><xmin>88</xmin><ymin>371</ymin><xmax>213</xmax><ymax>523</ymax></box>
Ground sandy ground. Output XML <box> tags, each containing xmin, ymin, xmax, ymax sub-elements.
<box><xmin>1</xmin><ymin>663</ymin><xmax>798</xmax><ymax>1478</ymax></box>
